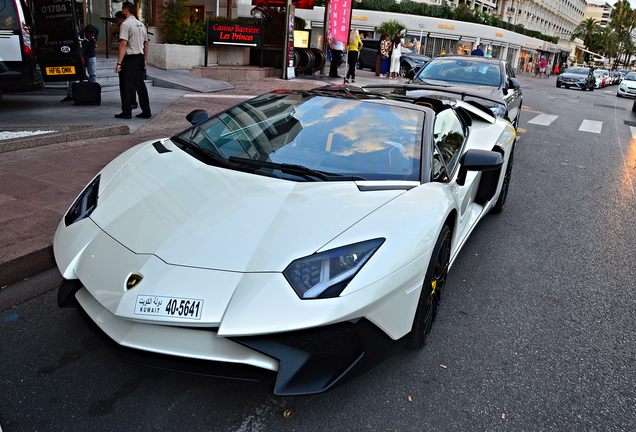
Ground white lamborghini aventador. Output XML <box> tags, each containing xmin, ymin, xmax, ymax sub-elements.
<box><xmin>54</xmin><ymin>85</ymin><xmax>516</xmax><ymax>395</ymax></box>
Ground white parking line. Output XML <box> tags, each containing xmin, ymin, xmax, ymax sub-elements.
<box><xmin>527</xmin><ymin>113</ymin><xmax>558</xmax><ymax>126</ymax></box>
<box><xmin>578</xmin><ymin>120</ymin><xmax>603</xmax><ymax>133</ymax></box>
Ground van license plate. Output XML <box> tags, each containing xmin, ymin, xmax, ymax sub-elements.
<box><xmin>46</xmin><ymin>66</ymin><xmax>76</xmax><ymax>75</ymax></box>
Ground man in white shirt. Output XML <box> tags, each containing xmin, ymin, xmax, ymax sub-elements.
<box><xmin>328</xmin><ymin>36</ymin><xmax>344</xmax><ymax>78</ymax></box>
<box><xmin>114</xmin><ymin>1</ymin><xmax>151</xmax><ymax>119</ymax></box>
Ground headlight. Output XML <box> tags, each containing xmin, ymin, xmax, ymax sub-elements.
<box><xmin>489</xmin><ymin>103</ymin><xmax>507</xmax><ymax>118</ymax></box>
<box><xmin>283</xmin><ymin>239</ymin><xmax>384</xmax><ymax>299</ymax></box>
<box><xmin>64</xmin><ymin>175</ymin><xmax>100</xmax><ymax>226</ymax></box>
<box><xmin>496</xmin><ymin>124</ymin><xmax>516</xmax><ymax>147</ymax></box>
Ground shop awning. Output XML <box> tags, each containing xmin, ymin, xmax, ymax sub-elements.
<box><xmin>578</xmin><ymin>47</ymin><xmax>602</xmax><ymax>56</ymax></box>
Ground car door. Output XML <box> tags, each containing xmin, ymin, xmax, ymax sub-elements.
<box><xmin>431</xmin><ymin>108</ymin><xmax>481</xmax><ymax>244</ymax></box>
<box><xmin>504</xmin><ymin>63</ymin><xmax>522</xmax><ymax>124</ymax></box>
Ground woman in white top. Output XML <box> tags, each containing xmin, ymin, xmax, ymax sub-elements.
<box><xmin>389</xmin><ymin>34</ymin><xmax>410</xmax><ymax>79</ymax></box>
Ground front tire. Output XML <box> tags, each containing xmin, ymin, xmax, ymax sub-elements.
<box><xmin>407</xmin><ymin>225</ymin><xmax>451</xmax><ymax>349</ymax></box>
<box><xmin>399</xmin><ymin>63</ymin><xmax>408</xmax><ymax>77</ymax></box>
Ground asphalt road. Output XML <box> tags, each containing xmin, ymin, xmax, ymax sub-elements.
<box><xmin>1</xmin><ymin>76</ymin><xmax>635</xmax><ymax>431</ymax></box>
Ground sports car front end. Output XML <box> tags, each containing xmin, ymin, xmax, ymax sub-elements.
<box><xmin>54</xmin><ymin>89</ymin><xmax>515</xmax><ymax>395</ymax></box>
<box><xmin>54</xmin><ymin>92</ymin><xmax>441</xmax><ymax>395</ymax></box>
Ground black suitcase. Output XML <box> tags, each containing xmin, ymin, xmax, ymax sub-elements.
<box><xmin>73</xmin><ymin>81</ymin><xmax>101</xmax><ymax>105</ymax></box>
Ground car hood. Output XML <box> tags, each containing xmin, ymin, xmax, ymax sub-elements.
<box><xmin>402</xmin><ymin>53</ymin><xmax>429</xmax><ymax>62</ymax></box>
<box><xmin>91</xmin><ymin>140</ymin><xmax>405</xmax><ymax>272</ymax></box>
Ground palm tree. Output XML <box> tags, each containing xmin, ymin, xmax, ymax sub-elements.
<box><xmin>571</xmin><ymin>17</ymin><xmax>602</xmax><ymax>60</ymax></box>
<box><xmin>378</xmin><ymin>20</ymin><xmax>406</xmax><ymax>39</ymax></box>
<box><xmin>610</xmin><ymin>0</ymin><xmax>632</xmax><ymax>33</ymax></box>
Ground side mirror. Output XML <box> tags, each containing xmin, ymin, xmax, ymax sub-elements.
<box><xmin>456</xmin><ymin>149</ymin><xmax>503</xmax><ymax>186</ymax></box>
<box><xmin>186</xmin><ymin>109</ymin><xmax>209</xmax><ymax>125</ymax></box>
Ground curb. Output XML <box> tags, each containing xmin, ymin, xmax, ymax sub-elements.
<box><xmin>0</xmin><ymin>124</ymin><xmax>130</xmax><ymax>153</ymax></box>
<box><xmin>0</xmin><ymin>245</ymin><xmax>55</xmax><ymax>290</ymax></box>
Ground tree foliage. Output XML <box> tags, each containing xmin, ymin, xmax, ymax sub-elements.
<box><xmin>377</xmin><ymin>19</ymin><xmax>406</xmax><ymax>38</ymax></box>
<box><xmin>160</xmin><ymin>0</ymin><xmax>205</xmax><ymax>45</ymax></box>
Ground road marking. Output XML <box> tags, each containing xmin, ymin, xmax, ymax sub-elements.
<box><xmin>630</xmin><ymin>126</ymin><xmax>636</xmax><ymax>139</ymax></box>
<box><xmin>527</xmin><ymin>114</ymin><xmax>558</xmax><ymax>126</ymax></box>
<box><xmin>521</xmin><ymin>107</ymin><xmax>542</xmax><ymax>114</ymax></box>
<box><xmin>183</xmin><ymin>94</ymin><xmax>257</xmax><ymax>98</ymax></box>
<box><xmin>579</xmin><ymin>120</ymin><xmax>602</xmax><ymax>133</ymax></box>
<box><xmin>516</xmin><ymin>127</ymin><xmax>527</xmax><ymax>133</ymax></box>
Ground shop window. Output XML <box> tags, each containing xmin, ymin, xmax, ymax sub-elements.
<box><xmin>187</xmin><ymin>5</ymin><xmax>204</xmax><ymax>22</ymax></box>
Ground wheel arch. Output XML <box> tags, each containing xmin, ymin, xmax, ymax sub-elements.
<box><xmin>444</xmin><ymin>209</ymin><xmax>457</xmax><ymax>244</ymax></box>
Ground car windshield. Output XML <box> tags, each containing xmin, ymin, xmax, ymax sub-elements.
<box><xmin>624</xmin><ymin>73</ymin><xmax>636</xmax><ymax>81</ymax></box>
<box><xmin>567</xmin><ymin>68</ymin><xmax>588</xmax><ymax>75</ymax></box>
<box><xmin>414</xmin><ymin>58</ymin><xmax>501</xmax><ymax>87</ymax></box>
<box><xmin>175</xmin><ymin>92</ymin><xmax>423</xmax><ymax>181</ymax></box>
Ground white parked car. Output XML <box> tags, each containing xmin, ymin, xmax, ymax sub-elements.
<box><xmin>593</xmin><ymin>71</ymin><xmax>604</xmax><ymax>88</ymax></box>
<box><xmin>617</xmin><ymin>72</ymin><xmax>636</xmax><ymax>97</ymax></box>
<box><xmin>54</xmin><ymin>86</ymin><xmax>516</xmax><ymax>395</ymax></box>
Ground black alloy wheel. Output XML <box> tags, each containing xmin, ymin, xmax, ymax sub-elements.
<box><xmin>492</xmin><ymin>146</ymin><xmax>514</xmax><ymax>214</ymax></box>
<box><xmin>407</xmin><ymin>225</ymin><xmax>451</xmax><ymax>349</ymax></box>
<box><xmin>399</xmin><ymin>63</ymin><xmax>408</xmax><ymax>78</ymax></box>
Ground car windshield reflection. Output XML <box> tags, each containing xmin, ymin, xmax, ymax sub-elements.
<box><xmin>176</xmin><ymin>93</ymin><xmax>423</xmax><ymax>181</ymax></box>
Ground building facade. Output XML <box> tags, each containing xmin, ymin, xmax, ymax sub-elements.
<box><xmin>583</xmin><ymin>0</ymin><xmax>613</xmax><ymax>28</ymax></box>
<box><xmin>496</xmin><ymin>0</ymin><xmax>586</xmax><ymax>39</ymax></box>
<box><xmin>236</xmin><ymin>3</ymin><xmax>571</xmax><ymax>72</ymax></box>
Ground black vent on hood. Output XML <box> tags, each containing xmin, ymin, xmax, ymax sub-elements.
<box><xmin>153</xmin><ymin>141</ymin><xmax>171</xmax><ymax>154</ymax></box>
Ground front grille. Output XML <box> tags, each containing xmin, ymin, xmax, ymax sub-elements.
<box><xmin>269</xmin><ymin>322</ymin><xmax>363</xmax><ymax>355</ymax></box>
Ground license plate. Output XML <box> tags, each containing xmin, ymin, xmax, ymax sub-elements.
<box><xmin>46</xmin><ymin>66</ymin><xmax>76</xmax><ymax>75</ymax></box>
<box><xmin>134</xmin><ymin>295</ymin><xmax>204</xmax><ymax>320</ymax></box>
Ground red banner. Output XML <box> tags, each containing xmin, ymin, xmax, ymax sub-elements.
<box><xmin>328</xmin><ymin>0</ymin><xmax>351</xmax><ymax>44</ymax></box>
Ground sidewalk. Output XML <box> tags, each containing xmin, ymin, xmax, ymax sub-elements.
<box><xmin>0</xmin><ymin>63</ymin><xmax>403</xmax><ymax>294</ymax></box>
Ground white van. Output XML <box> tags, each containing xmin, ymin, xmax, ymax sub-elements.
<box><xmin>0</xmin><ymin>0</ymin><xmax>43</xmax><ymax>99</ymax></box>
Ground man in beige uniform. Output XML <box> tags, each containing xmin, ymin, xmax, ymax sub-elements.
<box><xmin>114</xmin><ymin>1</ymin><xmax>150</xmax><ymax>119</ymax></box>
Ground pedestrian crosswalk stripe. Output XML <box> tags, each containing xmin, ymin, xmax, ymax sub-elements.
<box><xmin>578</xmin><ymin>120</ymin><xmax>602</xmax><ymax>133</ymax></box>
<box><xmin>630</xmin><ymin>127</ymin><xmax>636</xmax><ymax>139</ymax></box>
<box><xmin>527</xmin><ymin>114</ymin><xmax>558</xmax><ymax>126</ymax></box>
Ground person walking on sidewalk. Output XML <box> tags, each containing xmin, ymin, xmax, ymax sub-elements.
<box><xmin>345</xmin><ymin>29</ymin><xmax>362</xmax><ymax>83</ymax></box>
<box><xmin>379</xmin><ymin>33</ymin><xmax>391</xmax><ymax>77</ymax></box>
<box><xmin>539</xmin><ymin>56</ymin><xmax>547</xmax><ymax>78</ymax></box>
<box><xmin>115</xmin><ymin>11</ymin><xmax>138</xmax><ymax>109</ymax></box>
<box><xmin>375</xmin><ymin>33</ymin><xmax>389</xmax><ymax>77</ymax></box>
<box><xmin>389</xmin><ymin>34</ymin><xmax>409</xmax><ymax>79</ymax></box>
<box><xmin>80</xmin><ymin>24</ymin><xmax>99</xmax><ymax>83</ymax></box>
<box><xmin>114</xmin><ymin>1</ymin><xmax>151</xmax><ymax>119</ymax></box>
<box><xmin>328</xmin><ymin>35</ymin><xmax>344</xmax><ymax>78</ymax></box>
